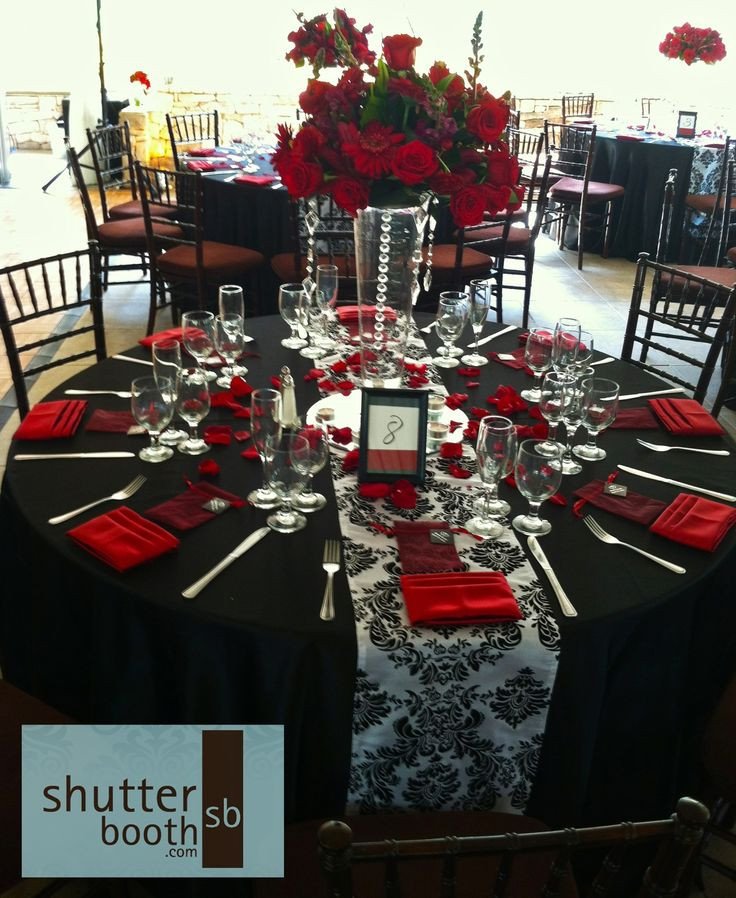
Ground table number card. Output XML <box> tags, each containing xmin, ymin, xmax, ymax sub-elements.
<box><xmin>676</xmin><ymin>111</ymin><xmax>697</xmax><ymax>139</ymax></box>
<box><xmin>358</xmin><ymin>388</ymin><xmax>428</xmax><ymax>483</ymax></box>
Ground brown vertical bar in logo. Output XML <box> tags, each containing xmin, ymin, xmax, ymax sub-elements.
<box><xmin>201</xmin><ymin>729</ymin><xmax>244</xmax><ymax>869</ymax></box>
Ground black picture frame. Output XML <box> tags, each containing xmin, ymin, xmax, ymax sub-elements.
<box><xmin>676</xmin><ymin>110</ymin><xmax>697</xmax><ymax>139</ymax></box>
<box><xmin>358</xmin><ymin>388</ymin><xmax>428</xmax><ymax>484</ymax></box>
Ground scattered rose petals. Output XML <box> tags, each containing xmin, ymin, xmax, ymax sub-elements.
<box><xmin>330</xmin><ymin>426</ymin><xmax>354</xmax><ymax>445</ymax></box>
<box><xmin>234</xmin><ymin>430</ymin><xmax>251</xmax><ymax>442</ymax></box>
<box><xmin>304</xmin><ymin>368</ymin><xmax>326</xmax><ymax>381</ymax></box>
<box><xmin>463</xmin><ymin>420</ymin><xmax>480</xmax><ymax>441</ymax></box>
<box><xmin>198</xmin><ymin>459</ymin><xmax>220</xmax><ymax>476</ymax></box>
<box><xmin>439</xmin><ymin>442</ymin><xmax>463</xmax><ymax>459</ymax></box>
<box><xmin>390</xmin><ymin>479</ymin><xmax>417</xmax><ymax>509</ymax></box>
<box><xmin>342</xmin><ymin>449</ymin><xmax>360</xmax><ymax>472</ymax></box>
<box><xmin>505</xmin><ymin>473</ymin><xmax>567</xmax><ymax>505</ymax></box>
<box><xmin>330</xmin><ymin>359</ymin><xmax>348</xmax><ymax>374</ymax></box>
<box><xmin>318</xmin><ymin>378</ymin><xmax>338</xmax><ymax>392</ymax></box>
<box><xmin>469</xmin><ymin>406</ymin><xmax>487</xmax><ymax>419</ymax></box>
<box><xmin>448</xmin><ymin>462</ymin><xmax>472</xmax><ymax>479</ymax></box>
<box><xmin>445</xmin><ymin>392</ymin><xmax>468</xmax><ymax>409</ymax></box>
<box><xmin>203</xmin><ymin>425</ymin><xmax>232</xmax><ymax>445</ymax></box>
<box><xmin>270</xmin><ymin>375</ymin><xmax>283</xmax><ymax>389</ymax></box>
<box><xmin>404</xmin><ymin>361</ymin><xmax>427</xmax><ymax>374</ymax></box>
<box><xmin>407</xmin><ymin>374</ymin><xmax>429</xmax><ymax>388</ymax></box>
<box><xmin>229</xmin><ymin>377</ymin><xmax>253</xmax><ymax>398</ymax></box>
<box><xmin>241</xmin><ymin>446</ymin><xmax>260</xmax><ymax>460</ymax></box>
<box><xmin>232</xmin><ymin>406</ymin><xmax>251</xmax><ymax>419</ymax></box>
<box><xmin>457</xmin><ymin>366</ymin><xmax>481</xmax><ymax>377</ymax></box>
<box><xmin>528</xmin><ymin>406</ymin><xmax>543</xmax><ymax>420</ymax></box>
<box><xmin>345</xmin><ymin>351</ymin><xmax>362</xmax><ymax>367</ymax></box>
<box><xmin>516</xmin><ymin>422</ymin><xmax>548</xmax><ymax>439</ymax></box>
<box><xmin>487</xmin><ymin>384</ymin><xmax>528</xmax><ymax>415</ymax></box>
<box><xmin>359</xmin><ymin>482</ymin><xmax>391</xmax><ymax>500</ymax></box>
<box><xmin>334</xmin><ymin>379</ymin><xmax>355</xmax><ymax>395</ymax></box>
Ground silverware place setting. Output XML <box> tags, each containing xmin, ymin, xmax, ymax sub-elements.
<box><xmin>583</xmin><ymin>515</ymin><xmax>686</xmax><ymax>574</ymax></box>
<box><xmin>319</xmin><ymin>539</ymin><xmax>341</xmax><ymax>621</ymax></box>
<box><xmin>65</xmin><ymin>388</ymin><xmax>132</xmax><ymax>398</ymax></box>
<box><xmin>636</xmin><ymin>438</ymin><xmax>730</xmax><ymax>456</ymax></box>
<box><xmin>48</xmin><ymin>475</ymin><xmax>147</xmax><ymax>525</ymax></box>
<box><xmin>617</xmin><ymin>464</ymin><xmax>736</xmax><ymax>502</ymax></box>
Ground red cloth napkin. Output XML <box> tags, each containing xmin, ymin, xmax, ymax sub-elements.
<box><xmin>400</xmin><ymin>572</ymin><xmax>523</xmax><ymax>626</ymax></box>
<box><xmin>573</xmin><ymin>479</ymin><xmax>667</xmax><ymax>525</ymax></box>
<box><xmin>393</xmin><ymin>520</ymin><xmax>465</xmax><ymax>574</ymax></box>
<box><xmin>648</xmin><ymin>398</ymin><xmax>725</xmax><ymax>436</ymax></box>
<box><xmin>13</xmin><ymin>400</ymin><xmax>87</xmax><ymax>440</ymax></box>
<box><xmin>185</xmin><ymin>159</ymin><xmax>233</xmax><ymax>172</ymax></box>
<box><xmin>650</xmin><ymin>493</ymin><xmax>736</xmax><ymax>552</ymax></box>
<box><xmin>187</xmin><ymin>148</ymin><xmax>218</xmax><ymax>157</ymax></box>
<box><xmin>609</xmin><ymin>407</ymin><xmax>659</xmax><ymax>429</ymax></box>
<box><xmin>67</xmin><ymin>506</ymin><xmax>179</xmax><ymax>572</ymax></box>
<box><xmin>139</xmin><ymin>327</ymin><xmax>185</xmax><ymax>348</ymax></box>
<box><xmin>85</xmin><ymin>409</ymin><xmax>137</xmax><ymax>433</ymax></box>
<box><xmin>488</xmin><ymin>347</ymin><xmax>531</xmax><ymax>372</ymax></box>
<box><xmin>616</xmin><ymin>134</ymin><xmax>644</xmax><ymax>141</ymax></box>
<box><xmin>145</xmin><ymin>482</ymin><xmax>245</xmax><ymax>531</ymax></box>
<box><xmin>233</xmin><ymin>174</ymin><xmax>276</xmax><ymax>186</ymax></box>
<box><xmin>337</xmin><ymin>305</ymin><xmax>397</xmax><ymax>322</ymax></box>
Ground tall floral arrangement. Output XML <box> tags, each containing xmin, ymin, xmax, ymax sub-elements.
<box><xmin>659</xmin><ymin>24</ymin><xmax>727</xmax><ymax>65</ymax></box>
<box><xmin>272</xmin><ymin>9</ymin><xmax>523</xmax><ymax>228</ymax></box>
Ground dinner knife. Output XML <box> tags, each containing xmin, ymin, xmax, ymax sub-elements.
<box><xmin>617</xmin><ymin>465</ymin><xmax>736</xmax><ymax>502</ymax></box>
<box><xmin>527</xmin><ymin>536</ymin><xmax>578</xmax><ymax>617</ymax></box>
<box><xmin>475</xmin><ymin>325</ymin><xmax>517</xmax><ymax>346</ymax></box>
<box><xmin>618</xmin><ymin>387</ymin><xmax>685</xmax><ymax>400</ymax></box>
<box><xmin>15</xmin><ymin>452</ymin><xmax>136</xmax><ymax>460</ymax></box>
<box><xmin>113</xmin><ymin>354</ymin><xmax>154</xmax><ymax>366</ymax></box>
<box><xmin>182</xmin><ymin>526</ymin><xmax>271</xmax><ymax>599</ymax></box>
<box><xmin>64</xmin><ymin>389</ymin><xmax>133</xmax><ymax>398</ymax></box>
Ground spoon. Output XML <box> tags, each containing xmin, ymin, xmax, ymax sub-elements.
<box><xmin>636</xmin><ymin>438</ymin><xmax>730</xmax><ymax>456</ymax></box>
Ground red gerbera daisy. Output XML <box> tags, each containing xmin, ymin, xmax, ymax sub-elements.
<box><xmin>341</xmin><ymin>121</ymin><xmax>404</xmax><ymax>178</ymax></box>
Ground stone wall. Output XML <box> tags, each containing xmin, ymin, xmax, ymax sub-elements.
<box><xmin>5</xmin><ymin>92</ymin><xmax>67</xmax><ymax>150</ymax></box>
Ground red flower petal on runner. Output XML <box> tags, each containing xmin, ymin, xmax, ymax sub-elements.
<box><xmin>342</xmin><ymin>449</ymin><xmax>360</xmax><ymax>473</ymax></box>
<box><xmin>330</xmin><ymin>359</ymin><xmax>348</xmax><ymax>374</ymax></box>
<box><xmin>232</xmin><ymin>406</ymin><xmax>251</xmax><ymax>419</ymax></box>
<box><xmin>457</xmin><ymin>367</ymin><xmax>480</xmax><ymax>377</ymax></box>
<box><xmin>229</xmin><ymin>377</ymin><xmax>253</xmax><ymax>398</ymax></box>
<box><xmin>345</xmin><ymin>351</ymin><xmax>362</xmax><ymax>367</ymax></box>
<box><xmin>241</xmin><ymin>446</ymin><xmax>260</xmax><ymax>460</ymax></box>
<box><xmin>390</xmin><ymin>479</ymin><xmax>417</xmax><ymax>509</ymax></box>
<box><xmin>331</xmin><ymin>426</ymin><xmax>353</xmax><ymax>445</ymax></box>
<box><xmin>318</xmin><ymin>379</ymin><xmax>338</xmax><ymax>392</ymax></box>
<box><xmin>233</xmin><ymin>430</ymin><xmax>251</xmax><ymax>442</ymax></box>
<box><xmin>465</xmin><ymin>381</ymin><xmax>480</xmax><ymax>388</ymax></box>
<box><xmin>464</xmin><ymin>420</ymin><xmax>480</xmax><ymax>441</ymax></box>
<box><xmin>407</xmin><ymin>374</ymin><xmax>429</xmax><ymax>388</ymax></box>
<box><xmin>470</xmin><ymin>406</ymin><xmax>488</xmax><ymax>419</ymax></box>
<box><xmin>516</xmin><ymin>422</ymin><xmax>548</xmax><ymax>439</ymax></box>
<box><xmin>270</xmin><ymin>375</ymin><xmax>282</xmax><ymax>389</ymax></box>
<box><xmin>439</xmin><ymin>442</ymin><xmax>463</xmax><ymax>459</ymax></box>
<box><xmin>449</xmin><ymin>421</ymin><xmax>463</xmax><ymax>432</ymax></box>
<box><xmin>445</xmin><ymin>392</ymin><xmax>468</xmax><ymax>409</ymax></box>
<box><xmin>198</xmin><ymin>459</ymin><xmax>220</xmax><ymax>476</ymax></box>
<box><xmin>203</xmin><ymin>425</ymin><xmax>232</xmax><ymax>445</ymax></box>
<box><xmin>359</xmin><ymin>482</ymin><xmax>392</xmax><ymax>499</ymax></box>
<box><xmin>448</xmin><ymin>462</ymin><xmax>472</xmax><ymax>479</ymax></box>
<box><xmin>404</xmin><ymin>361</ymin><xmax>427</xmax><ymax>374</ymax></box>
<box><xmin>304</xmin><ymin>368</ymin><xmax>326</xmax><ymax>381</ymax></box>
<box><xmin>334</xmin><ymin>380</ymin><xmax>355</xmax><ymax>395</ymax></box>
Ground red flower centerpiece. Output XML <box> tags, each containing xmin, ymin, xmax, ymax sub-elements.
<box><xmin>129</xmin><ymin>70</ymin><xmax>151</xmax><ymax>107</ymax></box>
<box><xmin>659</xmin><ymin>24</ymin><xmax>727</xmax><ymax>65</ymax></box>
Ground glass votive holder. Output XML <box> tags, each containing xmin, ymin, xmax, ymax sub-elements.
<box><xmin>427</xmin><ymin>422</ymin><xmax>449</xmax><ymax>451</ymax></box>
<box><xmin>427</xmin><ymin>393</ymin><xmax>445</xmax><ymax>423</ymax></box>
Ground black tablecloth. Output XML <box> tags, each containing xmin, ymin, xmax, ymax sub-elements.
<box><xmin>2</xmin><ymin>315</ymin><xmax>735</xmax><ymax>833</ymax></box>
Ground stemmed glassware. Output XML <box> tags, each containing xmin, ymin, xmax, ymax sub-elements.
<box><xmin>575</xmin><ymin>330</ymin><xmax>594</xmax><ymax>370</ymax></box>
<box><xmin>552</xmin><ymin>317</ymin><xmax>582</xmax><ymax>372</ymax></box>
<box><xmin>512</xmin><ymin>439</ymin><xmax>563</xmax><ymax>536</ymax></box>
<box><xmin>466</xmin><ymin>416</ymin><xmax>517</xmax><ymax>539</ymax></box>
<box><xmin>559</xmin><ymin>366</ymin><xmax>593</xmax><ymax>475</ymax></box>
<box><xmin>298</xmin><ymin>287</ymin><xmax>327</xmax><ymax>360</ymax></box>
<box><xmin>537</xmin><ymin>370</ymin><xmax>576</xmax><ymax>457</ymax></box>
<box><xmin>460</xmin><ymin>279</ymin><xmax>492</xmax><ymax>366</ymax></box>
<box><xmin>292</xmin><ymin>425</ymin><xmax>329</xmax><ymax>513</ymax></box>
<box><xmin>247</xmin><ymin>388</ymin><xmax>283</xmax><ymax>509</ymax></box>
<box><xmin>176</xmin><ymin>368</ymin><xmax>211</xmax><ymax>455</ymax></box>
<box><xmin>131</xmin><ymin>376</ymin><xmax>175</xmax><ymax>463</ymax></box>
<box><xmin>263</xmin><ymin>432</ymin><xmax>312</xmax><ymax>534</ymax></box>
<box><xmin>315</xmin><ymin>264</ymin><xmax>339</xmax><ymax>351</ymax></box>
<box><xmin>181</xmin><ymin>310</ymin><xmax>217</xmax><ymax>382</ymax></box>
<box><xmin>278</xmin><ymin>283</ymin><xmax>308</xmax><ymax>350</ymax></box>
<box><xmin>433</xmin><ymin>292</ymin><xmax>470</xmax><ymax>368</ymax></box>
<box><xmin>214</xmin><ymin>314</ymin><xmax>246</xmax><ymax>388</ymax></box>
<box><xmin>151</xmin><ymin>338</ymin><xmax>187</xmax><ymax>446</ymax></box>
<box><xmin>573</xmin><ymin>377</ymin><xmax>620</xmax><ymax>461</ymax></box>
<box><xmin>520</xmin><ymin>328</ymin><xmax>553</xmax><ymax>403</ymax></box>
<box><xmin>218</xmin><ymin>284</ymin><xmax>248</xmax><ymax>376</ymax></box>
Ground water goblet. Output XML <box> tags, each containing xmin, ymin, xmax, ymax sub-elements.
<box><xmin>466</xmin><ymin>416</ymin><xmax>517</xmax><ymax>538</ymax></box>
<box><xmin>181</xmin><ymin>310</ymin><xmax>217</xmax><ymax>382</ymax></box>
<box><xmin>264</xmin><ymin>432</ymin><xmax>312</xmax><ymax>534</ymax></box>
<box><xmin>176</xmin><ymin>367</ymin><xmax>211</xmax><ymax>455</ymax></box>
<box><xmin>433</xmin><ymin>292</ymin><xmax>469</xmax><ymax>368</ymax></box>
<box><xmin>575</xmin><ymin>330</ymin><xmax>594</xmax><ymax>370</ymax></box>
<box><xmin>315</xmin><ymin>264</ymin><xmax>339</xmax><ymax>351</ymax></box>
<box><xmin>460</xmin><ymin>279</ymin><xmax>492</xmax><ymax>366</ymax></box>
<box><xmin>537</xmin><ymin>370</ymin><xmax>576</xmax><ymax>457</ymax></box>
<box><xmin>292</xmin><ymin>425</ymin><xmax>329</xmax><ymax>513</ymax></box>
<box><xmin>511</xmin><ymin>439</ymin><xmax>563</xmax><ymax>536</ymax></box>
<box><xmin>559</xmin><ymin>366</ymin><xmax>594</xmax><ymax>475</ymax></box>
<box><xmin>218</xmin><ymin>284</ymin><xmax>248</xmax><ymax>376</ymax></box>
<box><xmin>520</xmin><ymin>328</ymin><xmax>553</xmax><ymax>402</ymax></box>
<box><xmin>214</xmin><ymin>314</ymin><xmax>246</xmax><ymax>388</ymax></box>
<box><xmin>131</xmin><ymin>376</ymin><xmax>175</xmax><ymax>463</ymax></box>
<box><xmin>298</xmin><ymin>286</ymin><xmax>328</xmax><ymax>360</ymax></box>
<box><xmin>572</xmin><ymin>377</ymin><xmax>620</xmax><ymax>461</ymax></box>
<box><xmin>278</xmin><ymin>283</ymin><xmax>308</xmax><ymax>349</ymax></box>
<box><xmin>552</xmin><ymin>317</ymin><xmax>582</xmax><ymax>372</ymax></box>
<box><xmin>247</xmin><ymin>388</ymin><xmax>283</xmax><ymax>509</ymax></box>
<box><xmin>151</xmin><ymin>338</ymin><xmax>188</xmax><ymax>445</ymax></box>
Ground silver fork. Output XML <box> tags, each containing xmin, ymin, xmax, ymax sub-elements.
<box><xmin>48</xmin><ymin>475</ymin><xmax>147</xmax><ymax>525</ymax></box>
<box><xmin>319</xmin><ymin>539</ymin><xmax>341</xmax><ymax>621</ymax></box>
<box><xmin>582</xmin><ymin>515</ymin><xmax>686</xmax><ymax>574</ymax></box>
<box><xmin>636</xmin><ymin>439</ymin><xmax>730</xmax><ymax>457</ymax></box>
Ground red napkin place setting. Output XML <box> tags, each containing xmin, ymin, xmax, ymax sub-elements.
<box><xmin>145</xmin><ymin>481</ymin><xmax>245</xmax><ymax>531</ymax></box>
<box><xmin>233</xmin><ymin>174</ymin><xmax>277</xmax><ymax>186</ymax></box>
<box><xmin>400</xmin><ymin>571</ymin><xmax>523</xmax><ymax>627</ymax></box>
<box><xmin>393</xmin><ymin>520</ymin><xmax>465</xmax><ymax>573</ymax></box>
<box><xmin>13</xmin><ymin>399</ymin><xmax>87</xmax><ymax>440</ymax></box>
<box><xmin>85</xmin><ymin>409</ymin><xmax>139</xmax><ymax>434</ymax></box>
<box><xmin>648</xmin><ymin>398</ymin><xmax>725</xmax><ymax>436</ymax></box>
<box><xmin>187</xmin><ymin>148</ymin><xmax>218</xmax><ymax>157</ymax></box>
<box><xmin>650</xmin><ymin>493</ymin><xmax>736</xmax><ymax>552</ymax></box>
<box><xmin>609</xmin><ymin>407</ymin><xmax>659</xmax><ymax>429</ymax></box>
<box><xmin>573</xmin><ymin>479</ymin><xmax>667</xmax><ymax>525</ymax></box>
<box><xmin>67</xmin><ymin>506</ymin><xmax>179</xmax><ymax>572</ymax></box>
<box><xmin>336</xmin><ymin>305</ymin><xmax>397</xmax><ymax>322</ymax></box>
<box><xmin>139</xmin><ymin>326</ymin><xmax>204</xmax><ymax>349</ymax></box>
<box><xmin>616</xmin><ymin>133</ymin><xmax>645</xmax><ymax>141</ymax></box>
<box><xmin>185</xmin><ymin>159</ymin><xmax>233</xmax><ymax>172</ymax></box>
<box><xmin>488</xmin><ymin>347</ymin><xmax>531</xmax><ymax>372</ymax></box>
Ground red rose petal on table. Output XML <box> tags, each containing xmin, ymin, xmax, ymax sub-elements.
<box><xmin>233</xmin><ymin>430</ymin><xmax>251</xmax><ymax>442</ymax></box>
<box><xmin>342</xmin><ymin>449</ymin><xmax>360</xmax><ymax>473</ymax></box>
<box><xmin>304</xmin><ymin>368</ymin><xmax>326</xmax><ymax>381</ymax></box>
<box><xmin>331</xmin><ymin>426</ymin><xmax>353</xmax><ymax>445</ymax></box>
<box><xmin>318</xmin><ymin>379</ymin><xmax>338</xmax><ymax>392</ymax></box>
<box><xmin>390</xmin><ymin>479</ymin><xmax>417</xmax><ymax>509</ymax></box>
<box><xmin>203</xmin><ymin>425</ymin><xmax>232</xmax><ymax>445</ymax></box>
<box><xmin>529</xmin><ymin>406</ymin><xmax>543</xmax><ymax>420</ymax></box>
<box><xmin>210</xmin><ymin>392</ymin><xmax>241</xmax><ymax>410</ymax></box>
<box><xmin>458</xmin><ymin>367</ymin><xmax>481</xmax><ymax>377</ymax></box>
<box><xmin>470</xmin><ymin>406</ymin><xmax>487</xmax><ymax>419</ymax></box>
<box><xmin>516</xmin><ymin>422</ymin><xmax>548</xmax><ymax>439</ymax></box>
<box><xmin>407</xmin><ymin>374</ymin><xmax>429</xmax><ymax>388</ymax></box>
<box><xmin>359</xmin><ymin>482</ymin><xmax>392</xmax><ymax>500</ymax></box>
<box><xmin>241</xmin><ymin>446</ymin><xmax>260</xmax><ymax>460</ymax></box>
<box><xmin>198</xmin><ymin>459</ymin><xmax>220</xmax><ymax>476</ymax></box>
<box><xmin>345</xmin><ymin>352</ymin><xmax>361</xmax><ymax>367</ymax></box>
<box><xmin>232</xmin><ymin>406</ymin><xmax>251</xmax><ymax>419</ymax></box>
<box><xmin>440</xmin><ymin>442</ymin><xmax>463</xmax><ymax>459</ymax></box>
<box><xmin>334</xmin><ymin>380</ymin><xmax>355</xmax><ymax>395</ymax></box>
<box><xmin>466</xmin><ymin>381</ymin><xmax>480</xmax><ymax>389</ymax></box>
<box><xmin>230</xmin><ymin>377</ymin><xmax>253</xmax><ymax>398</ymax></box>
<box><xmin>448</xmin><ymin>462</ymin><xmax>473</xmax><ymax>479</ymax></box>
<box><xmin>270</xmin><ymin>375</ymin><xmax>283</xmax><ymax>389</ymax></box>
<box><xmin>445</xmin><ymin>392</ymin><xmax>468</xmax><ymax>409</ymax></box>
<box><xmin>404</xmin><ymin>361</ymin><xmax>427</xmax><ymax>374</ymax></box>
<box><xmin>449</xmin><ymin>421</ymin><xmax>463</xmax><ymax>432</ymax></box>
<box><xmin>330</xmin><ymin>359</ymin><xmax>348</xmax><ymax>374</ymax></box>
<box><xmin>464</xmin><ymin>420</ymin><xmax>480</xmax><ymax>441</ymax></box>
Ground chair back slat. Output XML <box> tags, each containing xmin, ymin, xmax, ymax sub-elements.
<box><xmin>86</xmin><ymin>122</ymin><xmax>138</xmax><ymax>221</ymax></box>
<box><xmin>561</xmin><ymin>93</ymin><xmax>594</xmax><ymax>123</ymax></box>
<box><xmin>166</xmin><ymin>111</ymin><xmax>220</xmax><ymax>169</ymax></box>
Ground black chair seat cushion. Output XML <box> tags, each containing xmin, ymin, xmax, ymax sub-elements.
<box><xmin>425</xmin><ymin>244</ymin><xmax>494</xmax><ymax>277</ymax></box>
<box><xmin>109</xmin><ymin>200</ymin><xmax>178</xmax><ymax>221</ymax></box>
<box><xmin>271</xmin><ymin>253</ymin><xmax>356</xmax><ymax>283</ymax></box>
<box><xmin>550</xmin><ymin>177</ymin><xmax>626</xmax><ymax>203</ymax></box>
<box><xmin>685</xmin><ymin>194</ymin><xmax>736</xmax><ymax>214</ymax></box>
<box><xmin>97</xmin><ymin>217</ymin><xmax>183</xmax><ymax>249</ymax></box>
<box><xmin>252</xmin><ymin>810</ymin><xmax>579</xmax><ymax>898</ymax></box>
<box><xmin>157</xmin><ymin>241</ymin><xmax>265</xmax><ymax>277</ymax></box>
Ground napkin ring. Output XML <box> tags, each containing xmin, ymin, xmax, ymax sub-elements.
<box><xmin>202</xmin><ymin>498</ymin><xmax>231</xmax><ymax>514</ymax></box>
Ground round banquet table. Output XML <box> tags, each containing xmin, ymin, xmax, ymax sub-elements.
<box><xmin>2</xmin><ymin>314</ymin><xmax>735</xmax><ymax>833</ymax></box>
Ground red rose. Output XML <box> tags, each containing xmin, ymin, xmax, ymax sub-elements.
<box><xmin>428</xmin><ymin>62</ymin><xmax>465</xmax><ymax>104</ymax></box>
<box><xmin>485</xmin><ymin>147</ymin><xmax>521</xmax><ymax>187</ymax></box>
<box><xmin>298</xmin><ymin>80</ymin><xmax>333</xmax><ymax>116</ymax></box>
<box><xmin>482</xmin><ymin>184</ymin><xmax>512</xmax><ymax>217</ymax></box>
<box><xmin>450</xmin><ymin>185</ymin><xmax>488</xmax><ymax>227</ymax></box>
<box><xmin>330</xmin><ymin>176</ymin><xmax>370</xmax><ymax>216</ymax></box>
<box><xmin>466</xmin><ymin>97</ymin><xmax>509</xmax><ymax>143</ymax></box>
<box><xmin>279</xmin><ymin>158</ymin><xmax>324</xmax><ymax>198</ymax></box>
<box><xmin>382</xmin><ymin>34</ymin><xmax>422</xmax><ymax>70</ymax></box>
<box><xmin>391</xmin><ymin>140</ymin><xmax>438</xmax><ymax>186</ymax></box>
<box><xmin>429</xmin><ymin>171</ymin><xmax>466</xmax><ymax>196</ymax></box>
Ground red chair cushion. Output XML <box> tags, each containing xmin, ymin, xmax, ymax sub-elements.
<box><xmin>728</xmin><ymin>247</ymin><xmax>736</xmax><ymax>265</ymax></box>
<box><xmin>665</xmin><ymin>265</ymin><xmax>736</xmax><ymax>290</ymax></box>
<box><xmin>157</xmin><ymin>241</ymin><xmax>265</xmax><ymax>277</ymax></box>
<box><xmin>685</xmin><ymin>194</ymin><xmax>736</xmax><ymax>214</ymax></box>
<box><xmin>97</xmin><ymin>217</ymin><xmax>183</xmax><ymax>248</ymax></box>
<box><xmin>426</xmin><ymin>244</ymin><xmax>493</xmax><ymax>277</ymax></box>
<box><xmin>108</xmin><ymin>200</ymin><xmax>178</xmax><ymax>220</ymax></box>
<box><xmin>550</xmin><ymin>178</ymin><xmax>625</xmax><ymax>202</ymax></box>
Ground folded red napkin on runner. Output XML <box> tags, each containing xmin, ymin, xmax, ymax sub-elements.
<box><xmin>145</xmin><ymin>481</ymin><xmax>245</xmax><ymax>531</ymax></box>
<box><xmin>13</xmin><ymin>399</ymin><xmax>87</xmax><ymax>440</ymax></box>
<box><xmin>67</xmin><ymin>506</ymin><xmax>179</xmax><ymax>572</ymax></box>
<box><xmin>400</xmin><ymin>571</ymin><xmax>523</xmax><ymax>626</ymax></box>
<box><xmin>336</xmin><ymin>305</ymin><xmax>397</xmax><ymax>322</ymax></box>
<box><xmin>139</xmin><ymin>326</ymin><xmax>205</xmax><ymax>348</ymax></box>
<box><xmin>648</xmin><ymin>398</ymin><xmax>725</xmax><ymax>436</ymax></box>
<box><xmin>488</xmin><ymin>347</ymin><xmax>532</xmax><ymax>372</ymax></box>
<box><xmin>187</xmin><ymin>148</ymin><xmax>218</xmax><ymax>157</ymax></box>
<box><xmin>85</xmin><ymin>409</ymin><xmax>137</xmax><ymax>433</ymax></box>
<box><xmin>393</xmin><ymin>520</ymin><xmax>465</xmax><ymax>574</ymax></box>
<box><xmin>233</xmin><ymin>174</ymin><xmax>277</xmax><ymax>186</ymax></box>
<box><xmin>609</xmin><ymin>407</ymin><xmax>659</xmax><ymax>429</ymax></box>
<box><xmin>650</xmin><ymin>493</ymin><xmax>736</xmax><ymax>552</ymax></box>
<box><xmin>573</xmin><ymin>479</ymin><xmax>667</xmax><ymax>525</ymax></box>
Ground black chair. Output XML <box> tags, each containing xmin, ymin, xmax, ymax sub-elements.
<box><xmin>0</xmin><ymin>245</ymin><xmax>106</xmax><ymax>420</ymax></box>
<box><xmin>561</xmin><ymin>92</ymin><xmax>595</xmax><ymax>123</ymax></box>
<box><xmin>681</xmin><ymin>136</ymin><xmax>735</xmax><ymax>264</ymax></box>
<box><xmin>165</xmin><ymin>110</ymin><xmax>220</xmax><ymax>170</ymax></box>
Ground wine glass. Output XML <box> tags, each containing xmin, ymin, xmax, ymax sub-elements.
<box><xmin>298</xmin><ymin>286</ymin><xmax>327</xmax><ymax>360</ymax></box>
<box><xmin>520</xmin><ymin>328</ymin><xmax>553</xmax><ymax>402</ymax></box>
<box><xmin>151</xmin><ymin>338</ymin><xmax>188</xmax><ymax>445</ymax></box>
<box><xmin>218</xmin><ymin>284</ymin><xmax>248</xmax><ymax>376</ymax></box>
<box><xmin>264</xmin><ymin>432</ymin><xmax>312</xmax><ymax>534</ymax></box>
<box><xmin>572</xmin><ymin>377</ymin><xmax>620</xmax><ymax>461</ymax></box>
<box><xmin>130</xmin><ymin>376</ymin><xmax>175</xmax><ymax>463</ymax></box>
<box><xmin>315</xmin><ymin>264</ymin><xmax>339</xmax><ymax>351</ymax></box>
<box><xmin>181</xmin><ymin>310</ymin><xmax>217</xmax><ymax>382</ymax></box>
<box><xmin>575</xmin><ymin>330</ymin><xmax>594</xmax><ymax>370</ymax></box>
<box><xmin>512</xmin><ymin>439</ymin><xmax>563</xmax><ymax>536</ymax></box>
<box><xmin>214</xmin><ymin>314</ymin><xmax>246</xmax><ymax>388</ymax></box>
<box><xmin>559</xmin><ymin>366</ymin><xmax>593</xmax><ymax>475</ymax></box>
<box><xmin>176</xmin><ymin>368</ymin><xmax>211</xmax><ymax>455</ymax></box>
<box><xmin>460</xmin><ymin>279</ymin><xmax>492</xmax><ymax>366</ymax></box>
<box><xmin>552</xmin><ymin>317</ymin><xmax>582</xmax><ymax>372</ymax></box>
<box><xmin>278</xmin><ymin>283</ymin><xmax>308</xmax><ymax>349</ymax></box>
<box><xmin>292</xmin><ymin>425</ymin><xmax>329</xmax><ymax>513</ymax></box>
<box><xmin>247</xmin><ymin>388</ymin><xmax>283</xmax><ymax>509</ymax></box>
<box><xmin>466</xmin><ymin>416</ymin><xmax>517</xmax><ymax>539</ymax></box>
<box><xmin>433</xmin><ymin>292</ymin><xmax>470</xmax><ymax>368</ymax></box>
<box><xmin>537</xmin><ymin>370</ymin><xmax>576</xmax><ymax>457</ymax></box>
